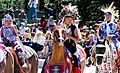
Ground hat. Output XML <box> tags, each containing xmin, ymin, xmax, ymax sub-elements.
<box><xmin>105</xmin><ymin>12</ymin><xmax>112</xmax><ymax>16</ymax></box>
<box><xmin>2</xmin><ymin>14</ymin><xmax>13</xmax><ymax>24</ymax></box>
<box><xmin>82</xmin><ymin>26</ymin><xmax>88</xmax><ymax>29</ymax></box>
<box><xmin>36</xmin><ymin>30</ymin><xmax>43</xmax><ymax>35</ymax></box>
<box><xmin>46</xmin><ymin>31</ymin><xmax>52</xmax><ymax>35</ymax></box>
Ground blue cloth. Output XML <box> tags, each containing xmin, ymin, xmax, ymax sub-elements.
<box><xmin>108</xmin><ymin>22</ymin><xmax>116</xmax><ymax>35</ymax></box>
<box><xmin>85</xmin><ymin>40</ymin><xmax>95</xmax><ymax>47</ymax></box>
<box><xmin>99</xmin><ymin>22</ymin><xmax>107</xmax><ymax>40</ymax></box>
<box><xmin>28</xmin><ymin>6</ymin><xmax>36</xmax><ymax>20</ymax></box>
<box><xmin>99</xmin><ymin>21</ymin><xmax>116</xmax><ymax>40</ymax></box>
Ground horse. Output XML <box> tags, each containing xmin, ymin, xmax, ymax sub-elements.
<box><xmin>90</xmin><ymin>39</ymin><xmax>114</xmax><ymax>73</ymax></box>
<box><xmin>3</xmin><ymin>38</ymin><xmax>38</xmax><ymax>73</ymax></box>
<box><xmin>13</xmin><ymin>41</ymin><xmax>38</xmax><ymax>73</ymax></box>
<box><xmin>0</xmin><ymin>43</ymin><xmax>15</xmax><ymax>73</ymax></box>
<box><xmin>23</xmin><ymin>45</ymin><xmax>38</xmax><ymax>73</ymax></box>
<box><xmin>42</xmin><ymin>26</ymin><xmax>73</xmax><ymax>73</ymax></box>
<box><xmin>64</xmin><ymin>38</ymin><xmax>86</xmax><ymax>73</ymax></box>
<box><xmin>5</xmin><ymin>47</ymin><xmax>25</xmax><ymax>73</ymax></box>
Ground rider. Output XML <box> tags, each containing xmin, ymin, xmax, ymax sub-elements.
<box><xmin>98</xmin><ymin>12</ymin><xmax>117</xmax><ymax>41</ymax></box>
<box><xmin>63</xmin><ymin>13</ymin><xmax>81</xmax><ymax>73</ymax></box>
<box><xmin>1</xmin><ymin>14</ymin><xmax>28</xmax><ymax>68</ymax></box>
<box><xmin>98</xmin><ymin>12</ymin><xmax>119</xmax><ymax>71</ymax></box>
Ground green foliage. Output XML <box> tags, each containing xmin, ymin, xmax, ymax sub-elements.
<box><xmin>77</xmin><ymin>0</ymin><xmax>105</xmax><ymax>26</ymax></box>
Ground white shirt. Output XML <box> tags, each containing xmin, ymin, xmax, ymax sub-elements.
<box><xmin>19</xmin><ymin>27</ymin><xmax>25</xmax><ymax>36</ymax></box>
<box><xmin>28</xmin><ymin>0</ymin><xmax>38</xmax><ymax>8</ymax></box>
<box><xmin>33</xmin><ymin>35</ymin><xmax>46</xmax><ymax>46</ymax></box>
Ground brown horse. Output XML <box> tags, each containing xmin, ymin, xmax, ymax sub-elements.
<box><xmin>2</xmin><ymin>40</ymin><xmax>38</xmax><ymax>73</ymax></box>
<box><xmin>42</xmin><ymin>26</ymin><xmax>73</xmax><ymax>73</ymax></box>
<box><xmin>0</xmin><ymin>44</ymin><xmax>15</xmax><ymax>73</ymax></box>
<box><xmin>12</xmin><ymin>44</ymin><xmax>38</xmax><ymax>73</ymax></box>
<box><xmin>5</xmin><ymin>47</ymin><xmax>24</xmax><ymax>73</ymax></box>
<box><xmin>23</xmin><ymin>45</ymin><xmax>38</xmax><ymax>73</ymax></box>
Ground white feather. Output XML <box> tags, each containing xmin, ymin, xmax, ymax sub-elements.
<box><xmin>101</xmin><ymin>2</ymin><xmax>119</xmax><ymax>22</ymax></box>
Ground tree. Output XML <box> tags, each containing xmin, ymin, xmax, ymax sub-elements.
<box><xmin>39</xmin><ymin>0</ymin><xmax>44</xmax><ymax>11</ymax></box>
<box><xmin>77</xmin><ymin>0</ymin><xmax>104</xmax><ymax>26</ymax></box>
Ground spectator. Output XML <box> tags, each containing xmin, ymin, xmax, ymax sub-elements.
<box><xmin>43</xmin><ymin>31</ymin><xmax>53</xmax><ymax>58</ymax></box>
<box><xmin>46</xmin><ymin>16</ymin><xmax>56</xmax><ymax>32</ymax></box>
<box><xmin>28</xmin><ymin>0</ymin><xmax>38</xmax><ymax>20</ymax></box>
<box><xmin>39</xmin><ymin>17</ymin><xmax>47</xmax><ymax>30</ymax></box>
<box><xmin>18</xmin><ymin>9</ymin><xmax>27</xmax><ymax>20</ymax></box>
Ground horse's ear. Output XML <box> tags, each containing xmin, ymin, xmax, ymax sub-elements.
<box><xmin>53</xmin><ymin>30</ymin><xmax>56</xmax><ymax>37</ymax></box>
<box><xmin>96</xmin><ymin>38</ymin><xmax>99</xmax><ymax>44</ymax></box>
<box><xmin>103</xmin><ymin>39</ymin><xmax>106</xmax><ymax>45</ymax></box>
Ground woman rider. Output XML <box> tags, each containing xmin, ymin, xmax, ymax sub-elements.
<box><xmin>63</xmin><ymin>13</ymin><xmax>81</xmax><ymax>73</ymax></box>
<box><xmin>1</xmin><ymin>14</ymin><xmax>28</xmax><ymax>68</ymax></box>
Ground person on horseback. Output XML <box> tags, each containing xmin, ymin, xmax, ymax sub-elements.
<box><xmin>1</xmin><ymin>14</ymin><xmax>28</xmax><ymax>68</ymax></box>
<box><xmin>98</xmin><ymin>12</ymin><xmax>117</xmax><ymax>41</ymax></box>
<box><xmin>98</xmin><ymin>12</ymin><xmax>119</xmax><ymax>72</ymax></box>
<box><xmin>63</xmin><ymin>13</ymin><xmax>81</xmax><ymax>73</ymax></box>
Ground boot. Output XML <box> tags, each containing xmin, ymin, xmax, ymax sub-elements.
<box><xmin>73</xmin><ymin>67</ymin><xmax>81</xmax><ymax>73</ymax></box>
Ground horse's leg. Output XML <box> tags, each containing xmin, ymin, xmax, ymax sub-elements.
<box><xmin>30</xmin><ymin>55</ymin><xmax>38</xmax><ymax>73</ymax></box>
<box><xmin>0</xmin><ymin>60</ymin><xmax>6</xmax><ymax>73</ymax></box>
<box><xmin>4</xmin><ymin>50</ymin><xmax>14</xmax><ymax>73</ymax></box>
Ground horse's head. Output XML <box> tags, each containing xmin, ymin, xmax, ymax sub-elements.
<box><xmin>53</xmin><ymin>26</ymin><xmax>65</xmax><ymax>44</ymax></box>
<box><xmin>95</xmin><ymin>38</ymin><xmax>106</xmax><ymax>65</ymax></box>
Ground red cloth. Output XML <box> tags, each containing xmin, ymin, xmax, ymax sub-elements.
<box><xmin>40</xmin><ymin>21</ymin><xmax>46</xmax><ymax>28</ymax></box>
<box><xmin>44</xmin><ymin>64</ymin><xmax>65</xmax><ymax>73</ymax></box>
<box><xmin>73</xmin><ymin>67</ymin><xmax>81</xmax><ymax>73</ymax></box>
<box><xmin>0</xmin><ymin>44</ymin><xmax>6</xmax><ymax>51</ymax></box>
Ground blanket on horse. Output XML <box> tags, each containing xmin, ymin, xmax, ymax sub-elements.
<box><xmin>0</xmin><ymin>44</ymin><xmax>6</xmax><ymax>63</ymax></box>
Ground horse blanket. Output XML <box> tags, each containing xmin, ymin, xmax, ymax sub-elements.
<box><xmin>0</xmin><ymin>44</ymin><xmax>6</xmax><ymax>63</ymax></box>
